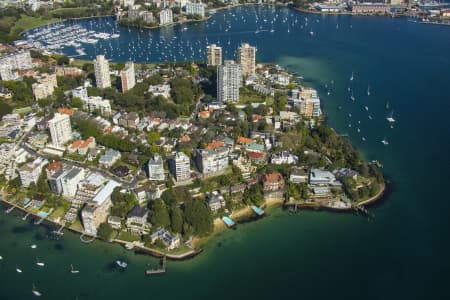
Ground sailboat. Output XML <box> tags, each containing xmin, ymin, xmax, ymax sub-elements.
<box><xmin>70</xmin><ymin>264</ymin><xmax>80</xmax><ymax>274</ymax></box>
<box><xmin>350</xmin><ymin>72</ymin><xmax>354</xmax><ymax>81</ymax></box>
<box><xmin>32</xmin><ymin>284</ymin><xmax>42</xmax><ymax>297</ymax></box>
<box><xmin>36</xmin><ymin>257</ymin><xmax>45</xmax><ymax>267</ymax></box>
<box><xmin>16</xmin><ymin>266</ymin><xmax>22</xmax><ymax>273</ymax></box>
<box><xmin>386</xmin><ymin>101</ymin><xmax>390</xmax><ymax>110</ymax></box>
<box><xmin>350</xmin><ymin>90</ymin><xmax>355</xmax><ymax>102</ymax></box>
<box><xmin>367</xmin><ymin>85</ymin><xmax>371</xmax><ymax>96</ymax></box>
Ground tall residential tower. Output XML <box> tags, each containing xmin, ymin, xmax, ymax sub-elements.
<box><xmin>120</xmin><ymin>62</ymin><xmax>135</xmax><ymax>92</ymax></box>
<box><xmin>237</xmin><ymin>43</ymin><xmax>256</xmax><ymax>76</ymax></box>
<box><xmin>94</xmin><ymin>55</ymin><xmax>111</xmax><ymax>89</ymax></box>
<box><xmin>217</xmin><ymin>60</ymin><xmax>241</xmax><ymax>103</ymax></box>
<box><xmin>48</xmin><ymin>113</ymin><xmax>73</xmax><ymax>147</ymax></box>
<box><xmin>206</xmin><ymin>44</ymin><xmax>222</xmax><ymax>66</ymax></box>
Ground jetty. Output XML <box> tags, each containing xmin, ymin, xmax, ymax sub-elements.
<box><xmin>34</xmin><ymin>216</ymin><xmax>46</xmax><ymax>225</ymax></box>
<box><xmin>145</xmin><ymin>256</ymin><xmax>166</xmax><ymax>275</ymax></box>
<box><xmin>50</xmin><ymin>225</ymin><xmax>65</xmax><ymax>239</ymax></box>
<box><xmin>22</xmin><ymin>212</ymin><xmax>31</xmax><ymax>220</ymax></box>
<box><xmin>5</xmin><ymin>206</ymin><xmax>15</xmax><ymax>214</ymax></box>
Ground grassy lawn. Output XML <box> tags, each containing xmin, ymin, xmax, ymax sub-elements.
<box><xmin>70</xmin><ymin>217</ymin><xmax>84</xmax><ymax>232</ymax></box>
<box><xmin>116</xmin><ymin>231</ymin><xmax>141</xmax><ymax>242</ymax></box>
<box><xmin>11</xmin><ymin>15</ymin><xmax>59</xmax><ymax>35</ymax></box>
<box><xmin>49</xmin><ymin>206</ymin><xmax>67</xmax><ymax>221</ymax></box>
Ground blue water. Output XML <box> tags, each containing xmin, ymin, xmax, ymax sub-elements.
<box><xmin>2</xmin><ymin>5</ymin><xmax>450</xmax><ymax>300</ymax></box>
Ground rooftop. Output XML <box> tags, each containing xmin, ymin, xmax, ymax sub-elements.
<box><xmin>263</xmin><ymin>172</ymin><xmax>284</xmax><ymax>183</ymax></box>
<box><xmin>92</xmin><ymin>180</ymin><xmax>120</xmax><ymax>206</ymax></box>
<box><xmin>127</xmin><ymin>205</ymin><xmax>148</xmax><ymax>218</ymax></box>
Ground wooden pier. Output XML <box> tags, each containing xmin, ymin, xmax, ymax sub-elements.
<box><xmin>22</xmin><ymin>212</ymin><xmax>31</xmax><ymax>220</ymax></box>
<box><xmin>34</xmin><ymin>217</ymin><xmax>45</xmax><ymax>225</ymax></box>
<box><xmin>50</xmin><ymin>225</ymin><xmax>65</xmax><ymax>239</ymax></box>
<box><xmin>5</xmin><ymin>206</ymin><xmax>15</xmax><ymax>214</ymax></box>
<box><xmin>145</xmin><ymin>256</ymin><xmax>166</xmax><ymax>275</ymax></box>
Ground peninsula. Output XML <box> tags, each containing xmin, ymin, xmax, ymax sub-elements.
<box><xmin>0</xmin><ymin>2</ymin><xmax>385</xmax><ymax>260</ymax></box>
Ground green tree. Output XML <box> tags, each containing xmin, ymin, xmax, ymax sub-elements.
<box><xmin>170</xmin><ymin>206</ymin><xmax>183</xmax><ymax>233</ymax></box>
<box><xmin>149</xmin><ymin>199</ymin><xmax>170</xmax><ymax>228</ymax></box>
<box><xmin>36</xmin><ymin>170</ymin><xmax>51</xmax><ymax>194</ymax></box>
<box><xmin>98</xmin><ymin>223</ymin><xmax>114</xmax><ymax>241</ymax></box>
<box><xmin>71</xmin><ymin>97</ymin><xmax>83</xmax><ymax>109</ymax></box>
<box><xmin>184</xmin><ymin>199</ymin><xmax>213</xmax><ymax>237</ymax></box>
<box><xmin>57</xmin><ymin>56</ymin><xmax>70</xmax><ymax>66</ymax></box>
<box><xmin>147</xmin><ymin>131</ymin><xmax>161</xmax><ymax>144</ymax></box>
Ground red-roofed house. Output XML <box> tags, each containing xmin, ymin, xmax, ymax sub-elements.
<box><xmin>68</xmin><ymin>140</ymin><xmax>82</xmax><ymax>153</ymax></box>
<box><xmin>78</xmin><ymin>137</ymin><xmax>96</xmax><ymax>155</ymax></box>
<box><xmin>198</xmin><ymin>110</ymin><xmax>210</xmax><ymax>119</ymax></box>
<box><xmin>46</xmin><ymin>161</ymin><xmax>62</xmax><ymax>176</ymax></box>
<box><xmin>205</xmin><ymin>141</ymin><xmax>225</xmax><ymax>150</ymax></box>
<box><xmin>57</xmin><ymin>108</ymin><xmax>74</xmax><ymax>116</ymax></box>
<box><xmin>237</xmin><ymin>137</ymin><xmax>253</xmax><ymax>145</ymax></box>
<box><xmin>262</xmin><ymin>172</ymin><xmax>285</xmax><ymax>192</ymax></box>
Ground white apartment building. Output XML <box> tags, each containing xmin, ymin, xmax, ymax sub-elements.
<box><xmin>159</xmin><ymin>8</ymin><xmax>173</xmax><ymax>25</ymax></box>
<box><xmin>206</xmin><ymin>44</ymin><xmax>222</xmax><ymax>66</ymax></box>
<box><xmin>0</xmin><ymin>66</ymin><xmax>18</xmax><ymax>81</ymax></box>
<box><xmin>61</xmin><ymin>167</ymin><xmax>85</xmax><ymax>199</ymax></box>
<box><xmin>48</xmin><ymin>113</ymin><xmax>73</xmax><ymax>147</ymax></box>
<box><xmin>18</xmin><ymin>157</ymin><xmax>48</xmax><ymax>187</ymax></box>
<box><xmin>148</xmin><ymin>154</ymin><xmax>165</xmax><ymax>181</ymax></box>
<box><xmin>32</xmin><ymin>73</ymin><xmax>58</xmax><ymax>100</ymax></box>
<box><xmin>195</xmin><ymin>146</ymin><xmax>229</xmax><ymax>176</ymax></box>
<box><xmin>186</xmin><ymin>2</ymin><xmax>205</xmax><ymax>17</ymax></box>
<box><xmin>94</xmin><ymin>55</ymin><xmax>111</xmax><ymax>89</ymax></box>
<box><xmin>82</xmin><ymin>96</ymin><xmax>112</xmax><ymax>116</ymax></box>
<box><xmin>72</xmin><ymin>86</ymin><xmax>88</xmax><ymax>101</ymax></box>
<box><xmin>217</xmin><ymin>60</ymin><xmax>241</xmax><ymax>103</ymax></box>
<box><xmin>0</xmin><ymin>50</ymin><xmax>32</xmax><ymax>70</ymax></box>
<box><xmin>169</xmin><ymin>151</ymin><xmax>190</xmax><ymax>182</ymax></box>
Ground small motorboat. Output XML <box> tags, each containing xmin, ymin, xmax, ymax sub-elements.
<box><xmin>32</xmin><ymin>284</ymin><xmax>42</xmax><ymax>297</ymax></box>
<box><xmin>16</xmin><ymin>266</ymin><xmax>22</xmax><ymax>273</ymax></box>
<box><xmin>70</xmin><ymin>264</ymin><xmax>80</xmax><ymax>274</ymax></box>
<box><xmin>36</xmin><ymin>258</ymin><xmax>45</xmax><ymax>267</ymax></box>
<box><xmin>116</xmin><ymin>260</ymin><xmax>128</xmax><ymax>269</ymax></box>
<box><xmin>31</xmin><ymin>245</ymin><xmax>37</xmax><ymax>249</ymax></box>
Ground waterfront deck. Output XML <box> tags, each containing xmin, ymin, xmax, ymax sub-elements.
<box><xmin>145</xmin><ymin>256</ymin><xmax>166</xmax><ymax>275</ymax></box>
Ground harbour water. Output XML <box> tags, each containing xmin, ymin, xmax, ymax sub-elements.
<box><xmin>2</xmin><ymin>5</ymin><xmax>450</xmax><ymax>299</ymax></box>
